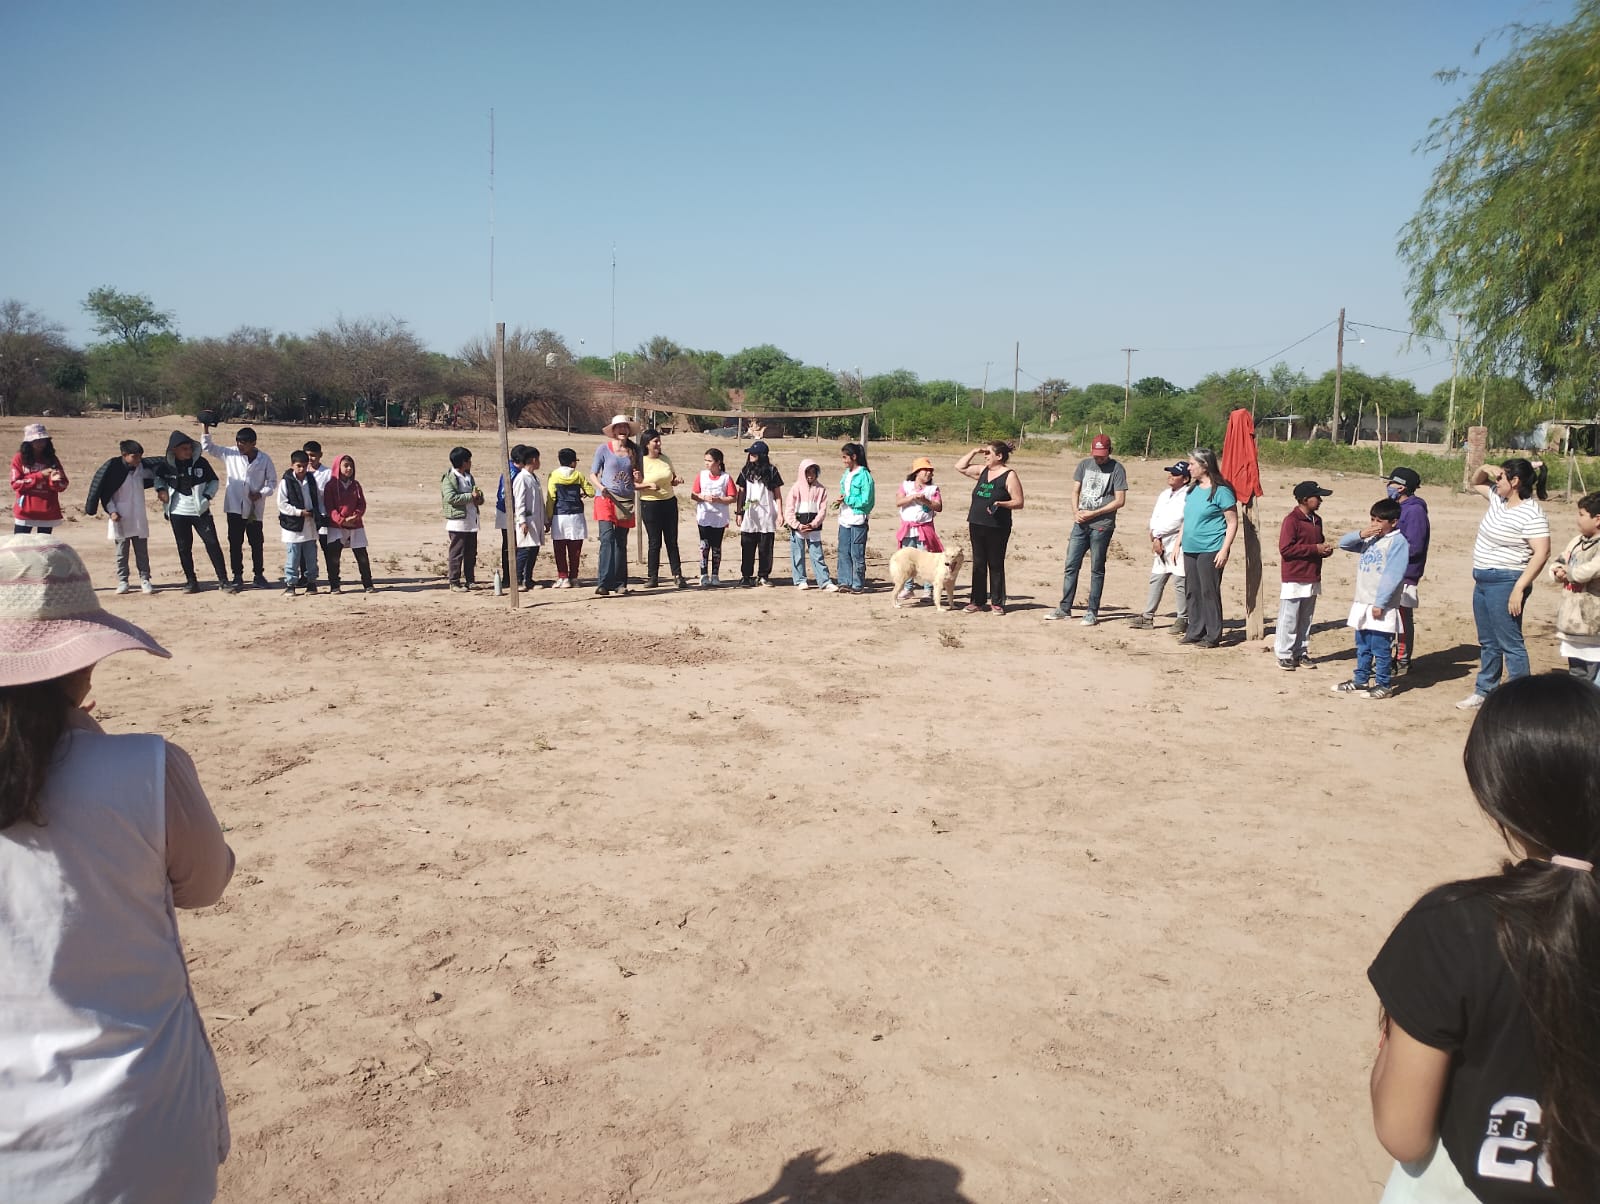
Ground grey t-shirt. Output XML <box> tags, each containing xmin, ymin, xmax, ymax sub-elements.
<box><xmin>1074</xmin><ymin>457</ymin><xmax>1128</xmax><ymax>515</ymax></box>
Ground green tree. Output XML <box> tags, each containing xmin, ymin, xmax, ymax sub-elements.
<box><xmin>715</xmin><ymin>344</ymin><xmax>798</xmax><ymax>391</ymax></box>
<box><xmin>863</xmin><ymin>369</ymin><xmax>922</xmax><ymax>408</ymax></box>
<box><xmin>81</xmin><ymin>287</ymin><xmax>178</xmax><ymax>413</ymax></box>
<box><xmin>82</xmin><ymin>286</ymin><xmax>174</xmax><ymax>350</ymax></box>
<box><xmin>0</xmin><ymin>300</ymin><xmax>74</xmax><ymax>416</ymax></box>
<box><xmin>1401</xmin><ymin>3</ymin><xmax>1600</xmax><ymax>406</ymax></box>
<box><xmin>1133</xmin><ymin>375</ymin><xmax>1182</xmax><ymax>398</ymax></box>
<box><xmin>746</xmin><ymin>363</ymin><xmax>843</xmax><ymax>413</ymax></box>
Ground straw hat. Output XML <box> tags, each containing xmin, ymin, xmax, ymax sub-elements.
<box><xmin>604</xmin><ymin>414</ymin><xmax>633</xmax><ymax>436</ymax></box>
<box><xmin>0</xmin><ymin>536</ymin><xmax>169</xmax><ymax>687</ymax></box>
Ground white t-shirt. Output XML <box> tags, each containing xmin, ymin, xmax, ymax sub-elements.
<box><xmin>1472</xmin><ymin>494</ymin><xmax>1548</xmax><ymax>570</ymax></box>
<box><xmin>898</xmin><ymin>483</ymin><xmax>939</xmax><ymax>523</ymax></box>
<box><xmin>695</xmin><ymin>471</ymin><xmax>733</xmax><ymax>528</ymax></box>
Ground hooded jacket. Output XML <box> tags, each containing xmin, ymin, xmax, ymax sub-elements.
<box><xmin>152</xmin><ymin>431</ymin><xmax>219</xmax><ymax>517</ymax></box>
<box><xmin>11</xmin><ymin>449</ymin><xmax>68</xmax><ymax>525</ymax></box>
<box><xmin>784</xmin><ymin>460</ymin><xmax>827</xmax><ymax>534</ymax></box>
<box><xmin>323</xmin><ymin>456</ymin><xmax>366</xmax><ymax>529</ymax></box>
<box><xmin>1396</xmin><ymin>493</ymin><xmax>1430</xmax><ymax>585</ymax></box>
<box><xmin>84</xmin><ymin>456</ymin><xmax>157</xmax><ymax>517</ymax></box>
<box><xmin>546</xmin><ymin>465</ymin><xmax>594</xmax><ymax>516</ymax></box>
<box><xmin>1555</xmin><ymin>532</ymin><xmax>1600</xmax><ymax>639</ymax></box>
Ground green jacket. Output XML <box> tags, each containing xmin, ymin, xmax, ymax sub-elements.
<box><xmin>840</xmin><ymin>467</ymin><xmax>875</xmax><ymax>516</ymax></box>
<box><xmin>440</xmin><ymin>469</ymin><xmax>477</xmax><ymax>520</ymax></box>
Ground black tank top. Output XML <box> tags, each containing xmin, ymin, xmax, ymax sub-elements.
<box><xmin>968</xmin><ymin>467</ymin><xmax>1012</xmax><ymax>530</ymax></box>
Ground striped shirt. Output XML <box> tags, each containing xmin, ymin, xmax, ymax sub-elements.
<box><xmin>1472</xmin><ymin>493</ymin><xmax>1549</xmax><ymax>570</ymax></box>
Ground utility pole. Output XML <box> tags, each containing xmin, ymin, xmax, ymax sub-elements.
<box><xmin>981</xmin><ymin>361</ymin><xmax>991</xmax><ymax>409</ymax></box>
<box><xmin>611</xmin><ymin>243</ymin><xmax>618</xmax><ymax>382</ymax></box>
<box><xmin>1446</xmin><ymin>311</ymin><xmax>1464</xmax><ymax>452</ymax></box>
<box><xmin>1011</xmin><ymin>341</ymin><xmax>1019</xmax><ymax>418</ymax></box>
<box><xmin>1121</xmin><ymin>347</ymin><xmax>1138</xmax><ymax>418</ymax></box>
<box><xmin>1332</xmin><ymin>308</ymin><xmax>1345</xmax><ymax>443</ymax></box>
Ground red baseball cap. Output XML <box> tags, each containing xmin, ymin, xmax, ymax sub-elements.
<box><xmin>1090</xmin><ymin>434</ymin><xmax>1112</xmax><ymax>452</ymax></box>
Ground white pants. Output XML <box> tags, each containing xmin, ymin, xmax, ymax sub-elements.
<box><xmin>1379</xmin><ymin>1142</ymin><xmax>1476</xmax><ymax>1203</ymax></box>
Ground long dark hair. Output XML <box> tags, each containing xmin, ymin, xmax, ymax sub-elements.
<box><xmin>1459</xmin><ymin>674</ymin><xmax>1600</xmax><ymax>1192</ymax></box>
<box><xmin>1502</xmin><ymin>457</ymin><xmax>1550</xmax><ymax>501</ymax></box>
<box><xmin>842</xmin><ymin>442</ymin><xmax>870</xmax><ymax>470</ymax></box>
<box><xmin>1188</xmin><ymin>448</ymin><xmax>1231</xmax><ymax>501</ymax></box>
<box><xmin>0</xmin><ymin>679</ymin><xmax>74</xmax><ymax>829</ymax></box>
<box><xmin>704</xmin><ymin>448</ymin><xmax>725</xmax><ymax>473</ymax></box>
<box><xmin>20</xmin><ymin>438</ymin><xmax>59</xmax><ymax>470</ymax></box>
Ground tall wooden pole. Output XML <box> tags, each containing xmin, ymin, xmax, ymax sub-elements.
<box><xmin>1121</xmin><ymin>347</ymin><xmax>1137</xmax><ymax>418</ymax></box>
<box><xmin>494</xmin><ymin>322</ymin><xmax>519</xmax><ymax>609</ymax></box>
<box><xmin>1011</xmin><ymin>341</ymin><xmax>1019</xmax><ymax>418</ymax></box>
<box><xmin>1332</xmin><ymin>307</ymin><xmax>1345</xmax><ymax>444</ymax></box>
<box><xmin>1445</xmin><ymin>311</ymin><xmax>1462</xmax><ymax>452</ymax></box>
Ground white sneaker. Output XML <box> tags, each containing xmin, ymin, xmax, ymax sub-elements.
<box><xmin>822</xmin><ymin>582</ymin><xmax>840</xmax><ymax>593</ymax></box>
<box><xmin>114</xmin><ymin>581</ymin><xmax>130</xmax><ymax>595</ymax></box>
<box><xmin>1455</xmin><ymin>693</ymin><xmax>1485</xmax><ymax>711</ymax></box>
<box><xmin>140</xmin><ymin>579</ymin><xmax>155</xmax><ymax>594</ymax></box>
<box><xmin>795</xmin><ymin>581</ymin><xmax>811</xmax><ymax>590</ymax></box>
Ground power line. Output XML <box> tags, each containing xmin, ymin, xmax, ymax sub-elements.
<box><xmin>1246</xmin><ymin>319</ymin><xmax>1338</xmax><ymax>370</ymax></box>
<box><xmin>1346</xmin><ymin>319</ymin><xmax>1462</xmax><ymax>343</ymax></box>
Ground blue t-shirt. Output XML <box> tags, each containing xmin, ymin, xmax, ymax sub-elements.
<box><xmin>1182</xmin><ymin>484</ymin><xmax>1236</xmax><ymax>554</ymax></box>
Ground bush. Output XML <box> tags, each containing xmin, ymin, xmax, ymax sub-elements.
<box><xmin>1255</xmin><ymin>440</ymin><xmax>1461</xmax><ymax>487</ymax></box>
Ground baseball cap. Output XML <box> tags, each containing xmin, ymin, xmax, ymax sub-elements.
<box><xmin>745</xmin><ymin>440</ymin><xmax>770</xmax><ymax>456</ymax></box>
<box><xmin>1387</xmin><ymin>467</ymin><xmax>1421</xmax><ymax>492</ymax></box>
<box><xmin>1293</xmin><ymin>480</ymin><xmax>1333</xmax><ymax>500</ymax></box>
<box><xmin>1090</xmin><ymin>434</ymin><xmax>1112</xmax><ymax>452</ymax></box>
<box><xmin>1163</xmin><ymin>462</ymin><xmax>1191</xmax><ymax>478</ymax></box>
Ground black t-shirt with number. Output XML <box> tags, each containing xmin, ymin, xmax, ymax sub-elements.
<box><xmin>1368</xmin><ymin>883</ymin><xmax>1556</xmax><ymax>1200</ymax></box>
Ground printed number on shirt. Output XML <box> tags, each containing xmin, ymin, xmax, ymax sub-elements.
<box><xmin>1477</xmin><ymin>1096</ymin><xmax>1554</xmax><ymax>1187</ymax></box>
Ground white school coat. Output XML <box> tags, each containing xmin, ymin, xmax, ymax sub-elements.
<box><xmin>512</xmin><ymin>469</ymin><xmax>546</xmax><ymax>550</ymax></box>
<box><xmin>104</xmin><ymin>469</ymin><xmax>152</xmax><ymax>541</ymax></box>
<box><xmin>277</xmin><ymin>476</ymin><xmax>318</xmax><ymax>544</ymax></box>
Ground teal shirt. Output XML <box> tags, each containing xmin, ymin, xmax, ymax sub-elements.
<box><xmin>1182</xmin><ymin>484</ymin><xmax>1236</xmax><ymax>554</ymax></box>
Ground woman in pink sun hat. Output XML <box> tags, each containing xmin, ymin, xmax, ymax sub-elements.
<box><xmin>0</xmin><ymin>535</ymin><xmax>236</xmax><ymax>1203</ymax></box>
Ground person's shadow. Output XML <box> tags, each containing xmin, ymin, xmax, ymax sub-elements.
<box><xmin>735</xmin><ymin>1149</ymin><xmax>976</xmax><ymax>1203</ymax></box>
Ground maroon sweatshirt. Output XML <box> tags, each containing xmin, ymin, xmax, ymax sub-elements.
<box><xmin>1279</xmin><ymin>507</ymin><xmax>1327</xmax><ymax>584</ymax></box>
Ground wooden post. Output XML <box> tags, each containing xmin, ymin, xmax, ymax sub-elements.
<box><xmin>493</xmin><ymin>322</ymin><xmax>519</xmax><ymax>610</ymax></box>
<box><xmin>1011</xmin><ymin>341</ymin><xmax>1019</xmax><ymax>418</ymax></box>
<box><xmin>1332</xmin><ymin>307</ymin><xmax>1345</xmax><ymax>444</ymax></box>
<box><xmin>1242</xmin><ymin>499</ymin><xmax>1263</xmax><ymax>643</ymax></box>
<box><xmin>860</xmin><ymin>412</ymin><xmax>869</xmax><ymax>449</ymax></box>
<box><xmin>1375</xmin><ymin>404</ymin><xmax>1385</xmax><ymax>479</ymax></box>
<box><xmin>1144</xmin><ymin>429</ymin><xmax>1152</xmax><ymax>459</ymax></box>
<box><xmin>1463</xmin><ymin>426</ymin><xmax>1489</xmax><ymax>489</ymax></box>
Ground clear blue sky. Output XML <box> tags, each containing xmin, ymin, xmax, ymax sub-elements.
<box><xmin>2</xmin><ymin>0</ymin><xmax>1554</xmax><ymax>393</ymax></box>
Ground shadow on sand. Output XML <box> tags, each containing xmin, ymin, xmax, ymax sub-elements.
<box><xmin>734</xmin><ymin>1149</ymin><xmax>976</xmax><ymax>1204</ymax></box>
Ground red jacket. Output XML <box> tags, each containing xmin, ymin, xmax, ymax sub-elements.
<box><xmin>11</xmin><ymin>453</ymin><xmax>68</xmax><ymax>524</ymax></box>
<box><xmin>1279</xmin><ymin>507</ymin><xmax>1326</xmax><ymax>584</ymax></box>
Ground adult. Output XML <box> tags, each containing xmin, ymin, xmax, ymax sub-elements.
<box><xmin>955</xmin><ymin>441</ymin><xmax>1024</xmax><ymax>615</ymax></box>
<box><xmin>153</xmin><ymin>430</ymin><xmax>232</xmax><ymax>594</ymax></box>
<box><xmin>1178</xmin><ymin>448</ymin><xmax>1238</xmax><ymax>648</ymax></box>
<box><xmin>1386</xmin><ymin>467</ymin><xmax>1431</xmax><ymax>676</ymax></box>
<box><xmin>589</xmin><ymin>415</ymin><xmax>643</xmax><ymax>597</ymax></box>
<box><xmin>10</xmin><ymin>423</ymin><xmax>68</xmax><ymax>535</ymax></box>
<box><xmin>0</xmin><ymin>536</ymin><xmax>235</xmax><ymax>1202</ymax></box>
<box><xmin>1457</xmin><ymin>457</ymin><xmax>1550</xmax><ymax>711</ymax></box>
<box><xmin>1045</xmin><ymin>433</ymin><xmax>1127</xmax><ymax>626</ymax></box>
<box><xmin>638</xmin><ymin>429</ymin><xmax>687</xmax><ymax>588</ymax></box>
<box><xmin>833</xmin><ymin>442</ymin><xmax>875</xmax><ymax>593</ymax></box>
<box><xmin>1130</xmin><ymin>461</ymin><xmax>1190</xmax><ymax>631</ymax></box>
<box><xmin>200</xmin><ymin>419</ymin><xmax>276</xmax><ymax>590</ymax></box>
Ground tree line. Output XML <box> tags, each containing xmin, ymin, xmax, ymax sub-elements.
<box><xmin>0</xmin><ymin>288</ymin><xmax>1549</xmax><ymax>454</ymax></box>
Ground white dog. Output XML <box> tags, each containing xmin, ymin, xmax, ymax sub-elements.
<box><xmin>889</xmin><ymin>544</ymin><xmax>966</xmax><ymax>612</ymax></box>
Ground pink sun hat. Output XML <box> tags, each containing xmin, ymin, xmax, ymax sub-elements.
<box><xmin>0</xmin><ymin>536</ymin><xmax>169</xmax><ymax>687</ymax></box>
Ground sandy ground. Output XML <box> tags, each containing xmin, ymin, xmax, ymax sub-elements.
<box><xmin>16</xmin><ymin>413</ymin><xmax>1571</xmax><ymax>1203</ymax></box>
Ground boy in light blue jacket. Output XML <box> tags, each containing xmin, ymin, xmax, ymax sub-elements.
<box><xmin>1331</xmin><ymin>497</ymin><xmax>1411</xmax><ymax>700</ymax></box>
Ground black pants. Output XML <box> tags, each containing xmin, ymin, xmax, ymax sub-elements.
<box><xmin>319</xmin><ymin>532</ymin><xmax>339</xmax><ymax>581</ymax></box>
<box><xmin>226</xmin><ymin>512</ymin><xmax>265</xmax><ymax>581</ymax></box>
<box><xmin>968</xmin><ymin>523</ymin><xmax>1010</xmax><ymax>608</ymax></box>
<box><xmin>171</xmin><ymin>514</ymin><xmax>228</xmax><ymax>584</ymax></box>
<box><xmin>740</xmin><ymin>530</ymin><xmax>774</xmax><ymax>580</ymax></box>
<box><xmin>500</xmin><ymin>528</ymin><xmax>512</xmax><ymax>584</ymax></box>
<box><xmin>698</xmin><ymin>525</ymin><xmax>726</xmax><ymax>574</ymax></box>
<box><xmin>326</xmin><ymin>541</ymin><xmax>373</xmax><ymax>589</ymax></box>
<box><xmin>1182</xmin><ymin>551</ymin><xmax>1225</xmax><ymax>645</ymax></box>
<box><xmin>641</xmin><ymin>497</ymin><xmax>682</xmax><ymax>580</ymax></box>
<box><xmin>448</xmin><ymin>531</ymin><xmax>478</xmax><ymax>585</ymax></box>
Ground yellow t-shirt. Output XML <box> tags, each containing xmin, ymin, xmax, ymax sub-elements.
<box><xmin>638</xmin><ymin>455</ymin><xmax>676</xmax><ymax>502</ymax></box>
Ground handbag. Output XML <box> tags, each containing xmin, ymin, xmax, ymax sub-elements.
<box><xmin>610</xmin><ymin>494</ymin><xmax>636</xmax><ymax>523</ymax></box>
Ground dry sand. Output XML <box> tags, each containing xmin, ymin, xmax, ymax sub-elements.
<box><xmin>21</xmin><ymin>414</ymin><xmax>1568</xmax><ymax>1202</ymax></box>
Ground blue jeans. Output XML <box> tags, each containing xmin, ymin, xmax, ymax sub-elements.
<box><xmin>837</xmin><ymin>523</ymin><xmax>868</xmax><ymax>590</ymax></box>
<box><xmin>597</xmin><ymin>520</ymin><xmax>628</xmax><ymax>591</ymax></box>
<box><xmin>1472</xmin><ymin>567</ymin><xmax>1529</xmax><ymax>696</ymax></box>
<box><xmin>790</xmin><ymin>533</ymin><xmax>831</xmax><ymax>586</ymax></box>
<box><xmin>1354</xmin><ymin>627</ymin><xmax>1393</xmax><ymax>687</ymax></box>
<box><xmin>1059</xmin><ymin>519</ymin><xmax>1114</xmax><ymax>615</ymax></box>
<box><xmin>284</xmin><ymin>541</ymin><xmax>318</xmax><ymax>587</ymax></box>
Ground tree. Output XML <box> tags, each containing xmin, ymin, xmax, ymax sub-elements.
<box><xmin>81</xmin><ymin>287</ymin><xmax>178</xmax><ymax>414</ymax></box>
<box><xmin>160</xmin><ymin>327</ymin><xmax>283</xmax><ymax>416</ymax></box>
<box><xmin>1401</xmin><ymin>4</ymin><xmax>1600</xmax><ymax>407</ymax></box>
<box><xmin>1133</xmin><ymin>376</ymin><xmax>1181</xmax><ymax>398</ymax></box>
<box><xmin>0</xmin><ymin>300</ymin><xmax>72</xmax><ymax>417</ymax></box>
<box><xmin>457</xmin><ymin>326</ymin><xmax>584</xmax><ymax>427</ymax></box>
<box><xmin>715</xmin><ymin>344</ymin><xmax>798</xmax><ymax>391</ymax></box>
<box><xmin>863</xmin><ymin>369</ymin><xmax>922</xmax><ymax>408</ymax></box>
<box><xmin>82</xmin><ymin>287</ymin><xmax>174</xmax><ymax>350</ymax></box>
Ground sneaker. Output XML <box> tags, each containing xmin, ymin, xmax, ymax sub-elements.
<box><xmin>1172</xmin><ymin>622</ymin><xmax>1188</xmax><ymax>637</ymax></box>
<box><xmin>822</xmin><ymin>582</ymin><xmax>840</xmax><ymax>593</ymax></box>
<box><xmin>1332</xmin><ymin>680</ymin><xmax>1369</xmax><ymax>695</ymax></box>
<box><xmin>1455</xmin><ymin>693</ymin><xmax>1485</xmax><ymax>711</ymax></box>
<box><xmin>990</xmin><ymin>605</ymin><xmax>1006</xmax><ymax>615</ymax></box>
<box><xmin>1080</xmin><ymin>614</ymin><xmax>1098</xmax><ymax>627</ymax></box>
<box><xmin>1296</xmin><ymin>654</ymin><xmax>1317</xmax><ymax>669</ymax></box>
<box><xmin>676</xmin><ymin>576</ymin><xmax>689</xmax><ymax>589</ymax></box>
<box><xmin>183</xmin><ymin>580</ymin><xmax>201</xmax><ymax>594</ymax></box>
<box><xmin>795</xmin><ymin>580</ymin><xmax>811</xmax><ymax>590</ymax></box>
<box><xmin>364</xmin><ymin>586</ymin><xmax>377</xmax><ymax>594</ymax></box>
<box><xmin>284</xmin><ymin>586</ymin><xmax>297</xmax><ymax>598</ymax></box>
<box><xmin>646</xmin><ymin>578</ymin><xmax>660</xmax><ymax>588</ymax></box>
<box><xmin>758</xmin><ymin>578</ymin><xmax>773</xmax><ymax>588</ymax></box>
<box><xmin>329</xmin><ymin>585</ymin><xmax>342</xmax><ymax>595</ymax></box>
<box><xmin>252</xmin><ymin>574</ymin><xmax>270</xmax><ymax>589</ymax></box>
<box><xmin>1278</xmin><ymin>658</ymin><xmax>1297</xmax><ymax>671</ymax></box>
<box><xmin>140</xmin><ymin>579</ymin><xmax>155</xmax><ymax>595</ymax></box>
<box><xmin>452</xmin><ymin>583</ymin><xmax>469</xmax><ymax>593</ymax></box>
<box><xmin>115</xmin><ymin>581</ymin><xmax>130</xmax><ymax>595</ymax></box>
<box><xmin>710</xmin><ymin>573</ymin><xmax>722</xmax><ymax>586</ymax></box>
<box><xmin>1043</xmin><ymin>608</ymin><xmax>1070</xmax><ymax>622</ymax></box>
<box><xmin>230</xmin><ymin>578</ymin><xmax>244</xmax><ymax>592</ymax></box>
<box><xmin>1128</xmin><ymin>615</ymin><xmax>1153</xmax><ymax>629</ymax></box>
<box><xmin>1366</xmin><ymin>685</ymin><xmax>1396</xmax><ymax>700</ymax></box>
<box><xmin>963</xmin><ymin>603</ymin><xmax>983</xmax><ymax>613</ymax></box>
<box><xmin>700</xmin><ymin>574</ymin><xmax>711</xmax><ymax>587</ymax></box>
<box><xmin>595</xmin><ymin>587</ymin><xmax>612</xmax><ymax>597</ymax></box>
<box><xmin>897</xmin><ymin>585</ymin><xmax>916</xmax><ymax>600</ymax></box>
<box><xmin>1392</xmin><ymin>659</ymin><xmax>1410</xmax><ymax>678</ymax></box>
<box><xmin>305</xmin><ymin>585</ymin><xmax>319</xmax><ymax>595</ymax></box>
<box><xmin>740</xmin><ymin>577</ymin><xmax>755</xmax><ymax>588</ymax></box>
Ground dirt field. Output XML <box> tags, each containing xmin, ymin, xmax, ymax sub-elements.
<box><xmin>18</xmin><ymin>413</ymin><xmax>1569</xmax><ymax>1202</ymax></box>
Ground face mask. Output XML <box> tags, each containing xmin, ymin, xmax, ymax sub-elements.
<box><xmin>1386</xmin><ymin>484</ymin><xmax>1402</xmax><ymax>500</ymax></box>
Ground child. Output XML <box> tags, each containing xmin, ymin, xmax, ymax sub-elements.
<box><xmin>735</xmin><ymin>440</ymin><xmax>782</xmax><ymax>587</ymax></box>
<box><xmin>152</xmin><ymin>430</ymin><xmax>231</xmax><ymax>594</ymax></box>
<box><xmin>833</xmin><ymin>442</ymin><xmax>875</xmax><ymax>593</ymax></box>
<box><xmin>1275</xmin><ymin>481</ymin><xmax>1336</xmax><ymax>670</ymax></box>
<box><xmin>85</xmin><ymin>439</ymin><xmax>158</xmax><ymax>594</ymax></box>
<box><xmin>277</xmin><ymin>450</ymin><xmax>321</xmax><ymax>597</ymax></box>
<box><xmin>785</xmin><ymin>458</ymin><xmax>834</xmax><ymax>591</ymax></box>
<box><xmin>440</xmin><ymin>446</ymin><xmax>484</xmax><ymax>591</ymax></box>
<box><xmin>1331</xmin><ymin>498</ymin><xmax>1410</xmax><ymax>700</ymax></box>
<box><xmin>494</xmin><ymin>448</ymin><xmax>520</xmax><ymax>587</ymax></box>
<box><xmin>894</xmin><ymin>456</ymin><xmax>943</xmax><ymax>601</ymax></box>
<box><xmin>11</xmin><ymin>423</ymin><xmax>68</xmax><ymax>534</ymax></box>
<box><xmin>1368</xmin><ymin>673</ymin><xmax>1600</xmax><ymax>1202</ymax></box>
<box><xmin>1551</xmin><ymin>490</ymin><xmax>1600</xmax><ymax>681</ymax></box>
<box><xmin>512</xmin><ymin>445</ymin><xmax>545</xmax><ymax>591</ymax></box>
<box><xmin>691</xmin><ymin>448</ymin><xmax>735</xmax><ymax>586</ymax></box>
<box><xmin>304</xmin><ymin>440</ymin><xmax>336</xmax><ymax>583</ymax></box>
<box><xmin>323</xmin><ymin>453</ymin><xmax>375</xmax><ymax>593</ymax></box>
<box><xmin>545</xmin><ymin>448</ymin><xmax>593</xmax><ymax>588</ymax></box>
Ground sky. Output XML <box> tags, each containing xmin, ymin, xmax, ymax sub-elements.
<box><xmin>1</xmin><ymin>0</ymin><xmax>1562</xmax><ymax>394</ymax></box>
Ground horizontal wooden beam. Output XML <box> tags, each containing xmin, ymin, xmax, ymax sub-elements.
<box><xmin>648</xmin><ymin>405</ymin><xmax>875</xmax><ymax>419</ymax></box>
